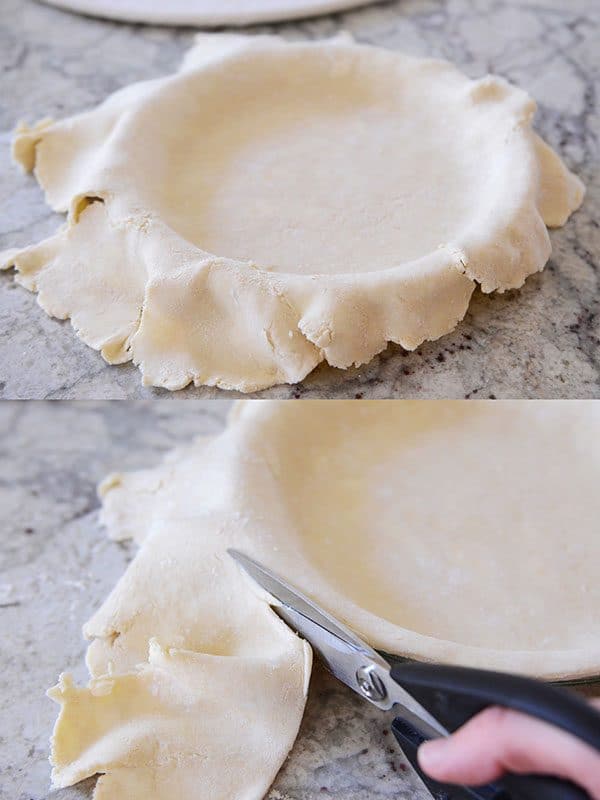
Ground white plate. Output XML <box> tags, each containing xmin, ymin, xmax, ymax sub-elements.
<box><xmin>41</xmin><ymin>0</ymin><xmax>377</xmax><ymax>26</ymax></box>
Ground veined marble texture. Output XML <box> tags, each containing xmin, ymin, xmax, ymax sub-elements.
<box><xmin>0</xmin><ymin>0</ymin><xmax>598</xmax><ymax>401</ymax></box>
<box><xmin>0</xmin><ymin>401</ymin><xmax>433</xmax><ymax>800</ymax></box>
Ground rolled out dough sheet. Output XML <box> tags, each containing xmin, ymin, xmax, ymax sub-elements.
<box><xmin>40</xmin><ymin>0</ymin><xmax>377</xmax><ymax>25</ymax></box>
<box><xmin>2</xmin><ymin>34</ymin><xmax>584</xmax><ymax>392</ymax></box>
<box><xmin>48</xmin><ymin>400</ymin><xmax>600</xmax><ymax>800</ymax></box>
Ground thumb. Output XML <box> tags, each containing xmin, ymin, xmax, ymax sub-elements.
<box><xmin>417</xmin><ymin>705</ymin><xmax>600</xmax><ymax>800</ymax></box>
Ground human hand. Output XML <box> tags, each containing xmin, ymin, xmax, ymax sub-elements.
<box><xmin>418</xmin><ymin>702</ymin><xmax>600</xmax><ymax>799</ymax></box>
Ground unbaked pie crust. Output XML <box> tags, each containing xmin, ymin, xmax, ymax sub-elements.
<box><xmin>3</xmin><ymin>34</ymin><xmax>584</xmax><ymax>391</ymax></box>
<box><xmin>48</xmin><ymin>400</ymin><xmax>600</xmax><ymax>800</ymax></box>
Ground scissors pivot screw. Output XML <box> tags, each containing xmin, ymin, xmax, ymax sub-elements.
<box><xmin>356</xmin><ymin>665</ymin><xmax>387</xmax><ymax>702</ymax></box>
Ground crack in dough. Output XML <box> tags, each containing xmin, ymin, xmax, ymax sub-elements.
<box><xmin>2</xmin><ymin>34</ymin><xmax>584</xmax><ymax>391</ymax></box>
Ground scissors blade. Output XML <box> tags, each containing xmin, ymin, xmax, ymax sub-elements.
<box><xmin>228</xmin><ymin>549</ymin><xmax>447</xmax><ymax>737</ymax></box>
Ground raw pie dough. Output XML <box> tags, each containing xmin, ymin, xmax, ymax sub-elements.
<box><xmin>49</xmin><ymin>401</ymin><xmax>600</xmax><ymax>799</ymax></box>
<box><xmin>3</xmin><ymin>34</ymin><xmax>584</xmax><ymax>391</ymax></box>
<box><xmin>41</xmin><ymin>0</ymin><xmax>377</xmax><ymax>26</ymax></box>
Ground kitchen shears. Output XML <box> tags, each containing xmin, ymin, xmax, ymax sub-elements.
<box><xmin>229</xmin><ymin>549</ymin><xmax>600</xmax><ymax>800</ymax></box>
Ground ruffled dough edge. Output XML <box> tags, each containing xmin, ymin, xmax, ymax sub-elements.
<box><xmin>1</xmin><ymin>34</ymin><xmax>585</xmax><ymax>393</ymax></box>
<box><xmin>45</xmin><ymin>428</ymin><xmax>313</xmax><ymax>798</ymax></box>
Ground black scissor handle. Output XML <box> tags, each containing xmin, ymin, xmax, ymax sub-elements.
<box><xmin>389</xmin><ymin>662</ymin><xmax>600</xmax><ymax>800</ymax></box>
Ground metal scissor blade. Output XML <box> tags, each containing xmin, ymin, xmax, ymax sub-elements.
<box><xmin>228</xmin><ymin>548</ymin><xmax>381</xmax><ymax>659</ymax></box>
<box><xmin>228</xmin><ymin>549</ymin><xmax>447</xmax><ymax>737</ymax></box>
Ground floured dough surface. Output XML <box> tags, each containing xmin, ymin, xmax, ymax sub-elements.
<box><xmin>156</xmin><ymin>60</ymin><xmax>520</xmax><ymax>275</ymax></box>
<box><xmin>267</xmin><ymin>402</ymin><xmax>600</xmax><ymax>654</ymax></box>
<box><xmin>226</xmin><ymin>401</ymin><xmax>600</xmax><ymax>676</ymax></box>
<box><xmin>41</xmin><ymin>0</ymin><xmax>377</xmax><ymax>26</ymax></box>
<box><xmin>3</xmin><ymin>34</ymin><xmax>584</xmax><ymax>391</ymax></box>
<box><xmin>50</xmin><ymin>400</ymin><xmax>600</xmax><ymax>798</ymax></box>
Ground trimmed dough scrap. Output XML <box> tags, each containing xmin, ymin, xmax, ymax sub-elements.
<box><xmin>3</xmin><ymin>34</ymin><xmax>584</xmax><ymax>391</ymax></box>
<box><xmin>50</xmin><ymin>400</ymin><xmax>600</xmax><ymax>800</ymax></box>
<box><xmin>49</xmin><ymin>434</ymin><xmax>313</xmax><ymax>800</ymax></box>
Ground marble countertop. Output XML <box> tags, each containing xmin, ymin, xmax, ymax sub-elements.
<box><xmin>0</xmin><ymin>402</ymin><xmax>432</xmax><ymax>800</ymax></box>
<box><xmin>1</xmin><ymin>0</ymin><xmax>599</xmax><ymax>400</ymax></box>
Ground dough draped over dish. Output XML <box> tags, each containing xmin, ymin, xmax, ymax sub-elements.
<box><xmin>3</xmin><ymin>34</ymin><xmax>584</xmax><ymax>391</ymax></box>
<box><xmin>49</xmin><ymin>400</ymin><xmax>600</xmax><ymax>798</ymax></box>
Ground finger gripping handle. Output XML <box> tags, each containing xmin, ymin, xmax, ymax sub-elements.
<box><xmin>391</xmin><ymin>716</ymin><xmax>591</xmax><ymax>800</ymax></box>
<box><xmin>389</xmin><ymin>662</ymin><xmax>600</xmax><ymax>800</ymax></box>
<box><xmin>391</xmin><ymin>716</ymin><xmax>504</xmax><ymax>800</ymax></box>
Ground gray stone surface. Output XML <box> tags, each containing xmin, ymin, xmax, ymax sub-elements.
<box><xmin>1</xmin><ymin>0</ymin><xmax>599</xmax><ymax>399</ymax></box>
<box><xmin>0</xmin><ymin>402</ymin><xmax>429</xmax><ymax>800</ymax></box>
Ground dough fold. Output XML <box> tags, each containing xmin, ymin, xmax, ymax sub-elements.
<box><xmin>3</xmin><ymin>34</ymin><xmax>584</xmax><ymax>391</ymax></box>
